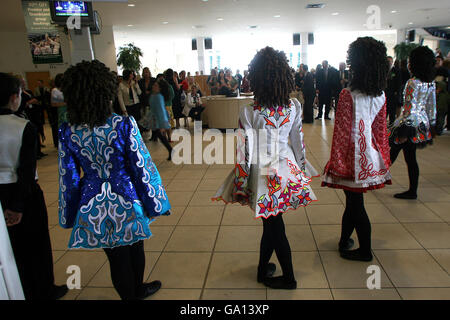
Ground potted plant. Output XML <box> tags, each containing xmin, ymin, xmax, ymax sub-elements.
<box><xmin>116</xmin><ymin>43</ymin><xmax>143</xmax><ymax>72</ymax></box>
<box><xmin>394</xmin><ymin>42</ymin><xmax>420</xmax><ymax>61</ymax></box>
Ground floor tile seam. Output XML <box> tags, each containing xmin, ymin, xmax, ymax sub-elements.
<box><xmin>304</xmin><ymin>205</ymin><xmax>335</xmax><ymax>300</ymax></box>
<box><xmin>371</xmin><ymin>249</ymin><xmax>403</xmax><ymax>300</ymax></box>
<box><xmin>199</xmin><ymin>204</ymin><xmax>227</xmax><ymax>300</ymax></box>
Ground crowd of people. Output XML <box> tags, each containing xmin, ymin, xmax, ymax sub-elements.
<box><xmin>0</xmin><ymin>37</ymin><xmax>449</xmax><ymax>299</ymax></box>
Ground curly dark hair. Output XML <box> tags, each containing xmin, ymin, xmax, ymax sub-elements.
<box><xmin>248</xmin><ymin>46</ymin><xmax>294</xmax><ymax>107</ymax></box>
<box><xmin>62</xmin><ymin>60</ymin><xmax>118</xmax><ymax>129</ymax></box>
<box><xmin>0</xmin><ymin>73</ymin><xmax>21</xmax><ymax>107</ymax></box>
<box><xmin>54</xmin><ymin>73</ymin><xmax>64</xmax><ymax>88</ymax></box>
<box><xmin>409</xmin><ymin>46</ymin><xmax>436</xmax><ymax>83</ymax></box>
<box><xmin>347</xmin><ymin>37</ymin><xmax>389</xmax><ymax>97</ymax></box>
<box><xmin>156</xmin><ymin>78</ymin><xmax>170</xmax><ymax>102</ymax></box>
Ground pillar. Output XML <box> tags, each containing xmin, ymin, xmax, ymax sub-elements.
<box><xmin>69</xmin><ymin>27</ymin><xmax>94</xmax><ymax>64</ymax></box>
<box><xmin>300</xmin><ymin>32</ymin><xmax>309</xmax><ymax>66</ymax></box>
<box><xmin>196</xmin><ymin>37</ymin><xmax>206</xmax><ymax>74</ymax></box>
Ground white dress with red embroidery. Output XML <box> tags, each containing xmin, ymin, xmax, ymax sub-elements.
<box><xmin>212</xmin><ymin>99</ymin><xmax>317</xmax><ymax>219</ymax></box>
<box><xmin>322</xmin><ymin>89</ymin><xmax>392</xmax><ymax>192</ymax></box>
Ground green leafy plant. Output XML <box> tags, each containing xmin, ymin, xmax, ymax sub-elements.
<box><xmin>394</xmin><ymin>42</ymin><xmax>420</xmax><ymax>61</ymax></box>
<box><xmin>116</xmin><ymin>43</ymin><xmax>143</xmax><ymax>72</ymax></box>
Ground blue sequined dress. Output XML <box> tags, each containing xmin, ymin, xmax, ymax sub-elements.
<box><xmin>58</xmin><ymin>114</ymin><xmax>171</xmax><ymax>249</ymax></box>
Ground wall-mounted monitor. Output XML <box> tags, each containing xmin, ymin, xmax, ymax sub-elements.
<box><xmin>49</xmin><ymin>1</ymin><xmax>95</xmax><ymax>27</ymax></box>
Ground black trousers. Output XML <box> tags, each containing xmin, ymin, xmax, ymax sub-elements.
<box><xmin>258</xmin><ymin>213</ymin><xmax>295</xmax><ymax>281</ymax></box>
<box><xmin>386</xmin><ymin>104</ymin><xmax>397</xmax><ymax>126</ymax></box>
<box><xmin>103</xmin><ymin>240</ymin><xmax>146</xmax><ymax>300</ymax></box>
<box><xmin>317</xmin><ymin>94</ymin><xmax>332</xmax><ymax>118</ymax></box>
<box><xmin>126</xmin><ymin>103</ymin><xmax>142</xmax><ymax>123</ymax></box>
<box><xmin>303</xmin><ymin>94</ymin><xmax>315</xmax><ymax>123</ymax></box>
<box><xmin>5</xmin><ymin>184</ymin><xmax>55</xmax><ymax>300</ymax></box>
<box><xmin>340</xmin><ymin>190</ymin><xmax>372</xmax><ymax>254</ymax></box>
<box><xmin>48</xmin><ymin>107</ymin><xmax>59</xmax><ymax>148</ymax></box>
<box><xmin>390</xmin><ymin>141</ymin><xmax>419</xmax><ymax>194</ymax></box>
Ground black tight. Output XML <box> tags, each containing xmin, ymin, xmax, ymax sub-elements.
<box><xmin>258</xmin><ymin>213</ymin><xmax>295</xmax><ymax>281</ymax></box>
<box><xmin>390</xmin><ymin>141</ymin><xmax>419</xmax><ymax>195</ymax></box>
<box><xmin>153</xmin><ymin>129</ymin><xmax>173</xmax><ymax>154</ymax></box>
<box><xmin>103</xmin><ymin>240</ymin><xmax>146</xmax><ymax>300</ymax></box>
<box><xmin>340</xmin><ymin>191</ymin><xmax>372</xmax><ymax>254</ymax></box>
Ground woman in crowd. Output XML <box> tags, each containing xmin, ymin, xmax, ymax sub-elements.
<box><xmin>148</xmin><ymin>79</ymin><xmax>173</xmax><ymax>160</ymax></box>
<box><xmin>213</xmin><ymin>47</ymin><xmax>317</xmax><ymax>289</ymax></box>
<box><xmin>138</xmin><ymin>68</ymin><xmax>156</xmax><ymax>113</ymax></box>
<box><xmin>322</xmin><ymin>37</ymin><xmax>391</xmax><ymax>262</ymax></box>
<box><xmin>58</xmin><ymin>60</ymin><xmax>171</xmax><ymax>300</ymax></box>
<box><xmin>0</xmin><ymin>73</ymin><xmax>67</xmax><ymax>300</ymax></box>
<box><xmin>163</xmin><ymin>69</ymin><xmax>176</xmax><ymax>141</ymax></box>
<box><xmin>208</xmin><ymin>69</ymin><xmax>219</xmax><ymax>95</ymax></box>
<box><xmin>117</xmin><ymin>69</ymin><xmax>142</xmax><ymax>124</ymax></box>
<box><xmin>185</xmin><ymin>84</ymin><xmax>205</xmax><ymax>122</ymax></box>
<box><xmin>389</xmin><ymin>46</ymin><xmax>437</xmax><ymax>199</ymax></box>
<box><xmin>241</xmin><ymin>70</ymin><xmax>250</xmax><ymax>93</ymax></box>
<box><xmin>50</xmin><ymin>73</ymin><xmax>67</xmax><ymax>128</ymax></box>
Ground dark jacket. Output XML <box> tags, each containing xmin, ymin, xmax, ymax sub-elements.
<box><xmin>385</xmin><ymin>66</ymin><xmax>403</xmax><ymax>108</ymax></box>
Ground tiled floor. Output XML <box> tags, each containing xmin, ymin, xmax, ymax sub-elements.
<box><xmin>37</xmin><ymin>113</ymin><xmax>450</xmax><ymax>300</ymax></box>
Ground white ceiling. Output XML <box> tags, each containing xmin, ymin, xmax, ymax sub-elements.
<box><xmin>3</xmin><ymin>0</ymin><xmax>450</xmax><ymax>40</ymax></box>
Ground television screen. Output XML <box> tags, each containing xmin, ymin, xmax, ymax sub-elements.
<box><xmin>53</xmin><ymin>1</ymin><xmax>89</xmax><ymax>17</ymax></box>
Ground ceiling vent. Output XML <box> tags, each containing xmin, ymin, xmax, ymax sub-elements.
<box><xmin>306</xmin><ymin>3</ymin><xmax>326</xmax><ymax>9</ymax></box>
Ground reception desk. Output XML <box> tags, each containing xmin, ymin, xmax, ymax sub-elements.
<box><xmin>204</xmin><ymin>95</ymin><xmax>254</xmax><ymax>129</ymax></box>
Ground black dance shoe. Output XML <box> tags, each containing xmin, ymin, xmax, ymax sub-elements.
<box><xmin>263</xmin><ymin>276</ymin><xmax>297</xmax><ymax>290</ymax></box>
<box><xmin>48</xmin><ymin>284</ymin><xmax>69</xmax><ymax>300</ymax></box>
<box><xmin>257</xmin><ymin>262</ymin><xmax>276</xmax><ymax>283</ymax></box>
<box><xmin>338</xmin><ymin>238</ymin><xmax>355</xmax><ymax>252</ymax></box>
<box><xmin>138</xmin><ymin>280</ymin><xmax>162</xmax><ymax>299</ymax></box>
<box><xmin>315</xmin><ymin>116</ymin><xmax>321</xmax><ymax>120</ymax></box>
<box><xmin>340</xmin><ymin>248</ymin><xmax>373</xmax><ymax>262</ymax></box>
<box><xmin>394</xmin><ymin>191</ymin><xmax>417</xmax><ymax>200</ymax></box>
<box><xmin>325</xmin><ymin>117</ymin><xmax>332</xmax><ymax>120</ymax></box>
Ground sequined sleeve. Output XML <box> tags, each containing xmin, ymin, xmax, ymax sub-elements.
<box><xmin>401</xmin><ymin>79</ymin><xmax>416</xmax><ymax>118</ymax></box>
<box><xmin>124</xmin><ymin>116</ymin><xmax>171</xmax><ymax>217</ymax></box>
<box><xmin>233</xmin><ymin>106</ymin><xmax>254</xmax><ymax>202</ymax></box>
<box><xmin>289</xmin><ymin>99</ymin><xmax>306</xmax><ymax>171</ymax></box>
<box><xmin>426</xmin><ymin>83</ymin><xmax>437</xmax><ymax>126</ymax></box>
<box><xmin>58</xmin><ymin>124</ymin><xmax>81</xmax><ymax>229</ymax></box>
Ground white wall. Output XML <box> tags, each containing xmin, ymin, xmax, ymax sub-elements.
<box><xmin>114</xmin><ymin>35</ymin><xmax>197</xmax><ymax>76</ymax></box>
<box><xmin>0</xmin><ymin>30</ymin><xmax>71</xmax><ymax>81</ymax></box>
<box><xmin>92</xmin><ymin>25</ymin><xmax>118</xmax><ymax>73</ymax></box>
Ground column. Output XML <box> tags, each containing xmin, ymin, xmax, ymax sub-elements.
<box><xmin>91</xmin><ymin>25</ymin><xmax>118</xmax><ymax>72</ymax></box>
<box><xmin>69</xmin><ymin>27</ymin><xmax>94</xmax><ymax>64</ymax></box>
<box><xmin>396</xmin><ymin>28</ymin><xmax>407</xmax><ymax>44</ymax></box>
<box><xmin>300</xmin><ymin>32</ymin><xmax>309</xmax><ymax>66</ymax></box>
<box><xmin>196</xmin><ymin>37</ymin><xmax>206</xmax><ymax>74</ymax></box>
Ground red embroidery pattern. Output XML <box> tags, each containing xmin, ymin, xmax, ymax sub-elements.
<box><xmin>323</xmin><ymin>89</ymin><xmax>355</xmax><ymax>178</ymax></box>
<box><xmin>358</xmin><ymin>119</ymin><xmax>387</xmax><ymax>180</ymax></box>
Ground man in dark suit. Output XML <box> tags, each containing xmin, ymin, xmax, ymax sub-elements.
<box><xmin>301</xmin><ymin>64</ymin><xmax>316</xmax><ymax>123</ymax></box>
<box><xmin>315</xmin><ymin>60</ymin><xmax>339</xmax><ymax>120</ymax></box>
<box><xmin>385</xmin><ymin>56</ymin><xmax>403</xmax><ymax>125</ymax></box>
<box><xmin>335</xmin><ymin>62</ymin><xmax>350</xmax><ymax>111</ymax></box>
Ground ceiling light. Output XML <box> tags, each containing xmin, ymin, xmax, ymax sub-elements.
<box><xmin>127</xmin><ymin>24</ymin><xmax>133</xmax><ymax>27</ymax></box>
<box><xmin>306</xmin><ymin>4</ymin><xmax>325</xmax><ymax>9</ymax></box>
<box><xmin>331</xmin><ymin>12</ymin><xmax>339</xmax><ymax>15</ymax></box>
<box><xmin>217</xmin><ymin>18</ymin><xmax>224</xmax><ymax>21</ymax></box>
<box><xmin>202</xmin><ymin>0</ymin><xmax>208</xmax><ymax>2</ymax></box>
<box><xmin>391</xmin><ymin>10</ymin><xmax>397</xmax><ymax>13</ymax></box>
<box><xmin>273</xmin><ymin>15</ymin><xmax>281</xmax><ymax>18</ymax></box>
<box><xmin>162</xmin><ymin>21</ymin><xmax>169</xmax><ymax>24</ymax></box>
<box><xmin>128</xmin><ymin>4</ymin><xmax>135</xmax><ymax>7</ymax></box>
<box><xmin>408</xmin><ymin>22</ymin><xmax>414</xmax><ymax>25</ymax></box>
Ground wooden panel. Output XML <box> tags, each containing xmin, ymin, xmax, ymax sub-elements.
<box><xmin>25</xmin><ymin>71</ymin><xmax>51</xmax><ymax>93</ymax></box>
<box><xmin>194</xmin><ymin>75</ymin><xmax>210</xmax><ymax>96</ymax></box>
